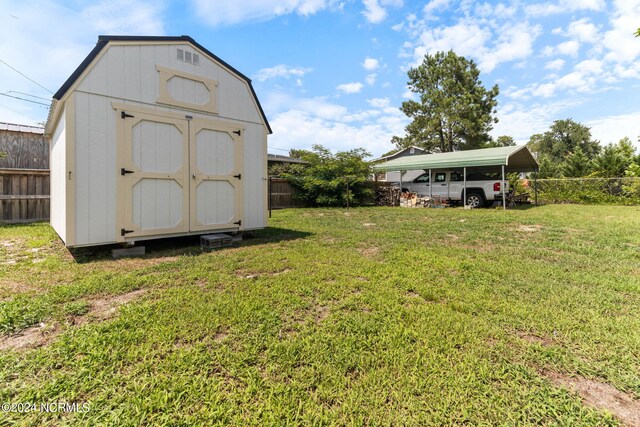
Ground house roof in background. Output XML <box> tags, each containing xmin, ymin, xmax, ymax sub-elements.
<box><xmin>268</xmin><ymin>154</ymin><xmax>308</xmax><ymax>164</ymax></box>
<box><xmin>372</xmin><ymin>146</ymin><xmax>430</xmax><ymax>162</ymax></box>
<box><xmin>0</xmin><ymin>122</ymin><xmax>44</xmax><ymax>134</ymax></box>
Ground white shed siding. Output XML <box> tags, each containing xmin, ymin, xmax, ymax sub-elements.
<box><xmin>75</xmin><ymin>44</ymin><xmax>263</xmax><ymax>127</ymax></box>
<box><xmin>48</xmin><ymin>38</ymin><xmax>268</xmax><ymax>247</ymax></box>
<box><xmin>73</xmin><ymin>91</ymin><xmax>118</xmax><ymax>246</ymax></box>
<box><xmin>242</xmin><ymin>122</ymin><xmax>267</xmax><ymax>229</ymax></box>
<box><xmin>49</xmin><ymin>108</ymin><xmax>66</xmax><ymax>242</ymax></box>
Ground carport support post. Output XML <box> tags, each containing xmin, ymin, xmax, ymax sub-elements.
<box><xmin>428</xmin><ymin>169</ymin><xmax>432</xmax><ymax>200</ymax></box>
<box><xmin>502</xmin><ymin>165</ymin><xmax>506</xmax><ymax>210</ymax></box>
<box><xmin>463</xmin><ymin>167</ymin><xmax>467</xmax><ymax>208</ymax></box>
<box><xmin>399</xmin><ymin>172</ymin><xmax>403</xmax><ymax>191</ymax></box>
<box><xmin>534</xmin><ymin>167</ymin><xmax>539</xmax><ymax>206</ymax></box>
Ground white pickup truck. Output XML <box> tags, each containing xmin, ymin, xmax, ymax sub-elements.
<box><xmin>400</xmin><ymin>170</ymin><xmax>509</xmax><ymax>208</ymax></box>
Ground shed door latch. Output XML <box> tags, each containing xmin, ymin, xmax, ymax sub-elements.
<box><xmin>121</xmin><ymin>168</ymin><xmax>134</xmax><ymax>175</ymax></box>
<box><xmin>233</xmin><ymin>220</ymin><xmax>241</xmax><ymax>226</ymax></box>
<box><xmin>233</xmin><ymin>174</ymin><xmax>241</xmax><ymax>180</ymax></box>
<box><xmin>121</xmin><ymin>111</ymin><xmax>134</xmax><ymax>119</ymax></box>
<box><xmin>121</xmin><ymin>228</ymin><xmax>134</xmax><ymax>236</ymax></box>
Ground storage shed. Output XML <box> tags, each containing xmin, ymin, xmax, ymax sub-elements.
<box><xmin>45</xmin><ymin>36</ymin><xmax>271</xmax><ymax>247</ymax></box>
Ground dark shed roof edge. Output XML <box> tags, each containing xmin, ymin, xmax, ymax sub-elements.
<box><xmin>52</xmin><ymin>35</ymin><xmax>272</xmax><ymax>134</ymax></box>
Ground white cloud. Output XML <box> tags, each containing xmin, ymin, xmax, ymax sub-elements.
<box><xmin>402</xmin><ymin>89</ymin><xmax>414</xmax><ymax>99</ymax></box>
<box><xmin>336</xmin><ymin>82</ymin><xmax>364</xmax><ymax>94</ymax></box>
<box><xmin>367</xmin><ymin>97</ymin><xmax>390</xmax><ymax>108</ymax></box>
<box><xmin>602</xmin><ymin>1</ymin><xmax>640</xmax><ymax>64</ymax></box>
<box><xmin>566</xmin><ymin>19</ymin><xmax>600</xmax><ymax>44</ymax></box>
<box><xmin>424</xmin><ymin>0</ymin><xmax>450</xmax><ymax>14</ymax></box>
<box><xmin>525</xmin><ymin>0</ymin><xmax>605</xmax><ymax>16</ymax></box>
<box><xmin>191</xmin><ymin>0</ymin><xmax>340</xmax><ymax>26</ymax></box>
<box><xmin>545</xmin><ymin>59</ymin><xmax>565</xmax><ymax>71</ymax></box>
<box><xmin>407</xmin><ymin>19</ymin><xmax>541</xmax><ymax>73</ymax></box>
<box><xmin>478</xmin><ymin>22</ymin><xmax>542</xmax><ymax>72</ymax></box>
<box><xmin>362</xmin><ymin>57</ymin><xmax>379</xmax><ymax>70</ymax></box>
<box><xmin>587</xmin><ymin>112</ymin><xmax>640</xmax><ymax>147</ymax></box>
<box><xmin>492</xmin><ymin>100</ymin><xmax>582</xmax><ymax>143</ymax></box>
<box><xmin>413</xmin><ymin>21</ymin><xmax>491</xmax><ymax>64</ymax></box>
<box><xmin>362</xmin><ymin>0</ymin><xmax>387</xmax><ymax>23</ymax></box>
<box><xmin>362</xmin><ymin>0</ymin><xmax>403</xmax><ymax>24</ymax></box>
<box><xmin>266</xmin><ymin>93</ymin><xmax>407</xmax><ymax>156</ymax></box>
<box><xmin>254</xmin><ymin>65</ymin><xmax>312</xmax><ymax>81</ymax></box>
<box><xmin>544</xmin><ymin>40</ymin><xmax>580</xmax><ymax>57</ymax></box>
<box><xmin>82</xmin><ymin>0</ymin><xmax>164</xmax><ymax>34</ymax></box>
<box><xmin>365</xmin><ymin>74</ymin><xmax>377</xmax><ymax>85</ymax></box>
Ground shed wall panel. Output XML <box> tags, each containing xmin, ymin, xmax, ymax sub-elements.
<box><xmin>75</xmin><ymin>43</ymin><xmax>263</xmax><ymax>128</ymax></box>
<box><xmin>74</xmin><ymin>92</ymin><xmax>117</xmax><ymax>246</ymax></box>
<box><xmin>50</xmin><ymin>109</ymin><xmax>66</xmax><ymax>241</ymax></box>
<box><xmin>242</xmin><ymin>123</ymin><xmax>267</xmax><ymax>229</ymax></box>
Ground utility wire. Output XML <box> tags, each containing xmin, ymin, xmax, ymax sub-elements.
<box><xmin>0</xmin><ymin>58</ymin><xmax>53</xmax><ymax>94</ymax></box>
<box><xmin>0</xmin><ymin>102</ymin><xmax>23</xmax><ymax>114</ymax></box>
<box><xmin>7</xmin><ymin>91</ymin><xmax>50</xmax><ymax>101</ymax></box>
<box><xmin>0</xmin><ymin>93</ymin><xmax>49</xmax><ymax>107</ymax></box>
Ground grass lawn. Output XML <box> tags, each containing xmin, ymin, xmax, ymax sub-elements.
<box><xmin>1</xmin><ymin>205</ymin><xmax>639</xmax><ymax>425</ymax></box>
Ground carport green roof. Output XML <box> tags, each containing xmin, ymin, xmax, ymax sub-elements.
<box><xmin>371</xmin><ymin>145</ymin><xmax>538</xmax><ymax>173</ymax></box>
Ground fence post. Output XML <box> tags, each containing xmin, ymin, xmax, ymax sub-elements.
<box><xmin>534</xmin><ymin>167</ymin><xmax>538</xmax><ymax>206</ymax></box>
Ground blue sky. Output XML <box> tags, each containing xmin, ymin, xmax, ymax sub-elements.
<box><xmin>1</xmin><ymin>0</ymin><xmax>639</xmax><ymax>157</ymax></box>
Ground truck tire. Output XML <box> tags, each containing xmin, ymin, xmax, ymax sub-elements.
<box><xmin>465</xmin><ymin>192</ymin><xmax>484</xmax><ymax>208</ymax></box>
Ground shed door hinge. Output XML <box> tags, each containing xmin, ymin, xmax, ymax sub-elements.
<box><xmin>233</xmin><ymin>174</ymin><xmax>241</xmax><ymax>180</ymax></box>
<box><xmin>121</xmin><ymin>168</ymin><xmax>134</xmax><ymax>175</ymax></box>
<box><xmin>121</xmin><ymin>228</ymin><xmax>134</xmax><ymax>236</ymax></box>
<box><xmin>233</xmin><ymin>130</ymin><xmax>241</xmax><ymax>136</ymax></box>
<box><xmin>121</xmin><ymin>111</ymin><xmax>134</xmax><ymax>119</ymax></box>
<box><xmin>233</xmin><ymin>220</ymin><xmax>241</xmax><ymax>226</ymax></box>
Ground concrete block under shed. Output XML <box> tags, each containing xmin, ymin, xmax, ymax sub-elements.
<box><xmin>112</xmin><ymin>246</ymin><xmax>145</xmax><ymax>259</ymax></box>
<box><xmin>201</xmin><ymin>234</ymin><xmax>233</xmax><ymax>250</ymax></box>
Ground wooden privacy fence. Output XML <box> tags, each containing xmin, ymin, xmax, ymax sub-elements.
<box><xmin>269</xmin><ymin>177</ymin><xmax>304</xmax><ymax>209</ymax></box>
<box><xmin>0</xmin><ymin>169</ymin><xmax>50</xmax><ymax>223</ymax></box>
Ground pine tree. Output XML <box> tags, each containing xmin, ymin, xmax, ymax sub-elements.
<box><xmin>393</xmin><ymin>51</ymin><xmax>499</xmax><ymax>152</ymax></box>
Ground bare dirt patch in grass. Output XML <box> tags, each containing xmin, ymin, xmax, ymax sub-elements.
<box><xmin>0</xmin><ymin>289</ymin><xmax>148</xmax><ymax>351</ymax></box>
<box><xmin>235</xmin><ymin>267</ymin><xmax>292</xmax><ymax>279</ymax></box>
<box><xmin>81</xmin><ymin>289</ymin><xmax>148</xmax><ymax>322</ymax></box>
<box><xmin>0</xmin><ymin>322</ymin><xmax>59</xmax><ymax>351</ymax></box>
<box><xmin>213</xmin><ymin>331</ymin><xmax>228</xmax><ymax>342</ymax></box>
<box><xmin>517</xmin><ymin>224</ymin><xmax>543</xmax><ymax>233</ymax></box>
<box><xmin>314</xmin><ymin>305</ymin><xmax>330</xmax><ymax>323</ymax></box>
<box><xmin>0</xmin><ymin>279</ymin><xmax>42</xmax><ymax>299</ymax></box>
<box><xmin>516</xmin><ymin>331</ymin><xmax>555</xmax><ymax>347</ymax></box>
<box><xmin>363</xmin><ymin>223</ymin><xmax>376</xmax><ymax>227</ymax></box>
<box><xmin>94</xmin><ymin>256</ymin><xmax>181</xmax><ymax>272</ymax></box>
<box><xmin>358</xmin><ymin>245</ymin><xmax>380</xmax><ymax>259</ymax></box>
<box><xmin>542</xmin><ymin>369</ymin><xmax>640</xmax><ymax>427</ymax></box>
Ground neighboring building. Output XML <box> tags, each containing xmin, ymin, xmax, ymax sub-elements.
<box><xmin>268</xmin><ymin>153</ymin><xmax>308</xmax><ymax>170</ymax></box>
<box><xmin>0</xmin><ymin>122</ymin><xmax>48</xmax><ymax>169</ymax></box>
<box><xmin>45</xmin><ymin>35</ymin><xmax>271</xmax><ymax>247</ymax></box>
<box><xmin>372</xmin><ymin>146</ymin><xmax>432</xmax><ymax>183</ymax></box>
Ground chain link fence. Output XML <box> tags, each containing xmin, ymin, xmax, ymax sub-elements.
<box><xmin>529</xmin><ymin>177</ymin><xmax>640</xmax><ymax>205</ymax></box>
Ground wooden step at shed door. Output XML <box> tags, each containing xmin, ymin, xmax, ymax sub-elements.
<box><xmin>117</xmin><ymin>109</ymin><xmax>189</xmax><ymax>240</ymax></box>
<box><xmin>189</xmin><ymin>118</ymin><xmax>243</xmax><ymax>232</ymax></box>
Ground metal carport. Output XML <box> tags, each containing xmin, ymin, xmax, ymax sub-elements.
<box><xmin>371</xmin><ymin>145</ymin><xmax>539</xmax><ymax>209</ymax></box>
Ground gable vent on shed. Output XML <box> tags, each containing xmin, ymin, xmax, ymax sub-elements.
<box><xmin>177</xmin><ymin>48</ymin><xmax>199</xmax><ymax>65</ymax></box>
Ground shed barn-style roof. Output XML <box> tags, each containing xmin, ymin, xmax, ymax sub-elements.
<box><xmin>49</xmin><ymin>35</ymin><xmax>271</xmax><ymax>134</ymax></box>
<box><xmin>372</xmin><ymin>145</ymin><xmax>538</xmax><ymax>173</ymax></box>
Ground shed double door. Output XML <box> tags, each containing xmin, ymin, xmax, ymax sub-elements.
<box><xmin>117</xmin><ymin>108</ymin><xmax>243</xmax><ymax>241</ymax></box>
